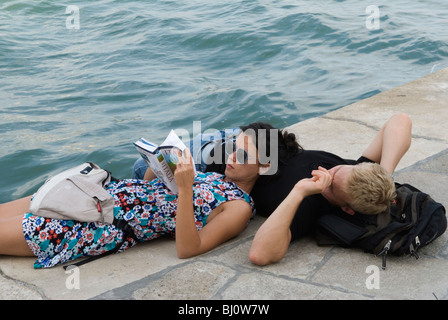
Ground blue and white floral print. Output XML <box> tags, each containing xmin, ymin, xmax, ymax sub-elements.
<box><xmin>23</xmin><ymin>172</ymin><xmax>254</xmax><ymax>268</ymax></box>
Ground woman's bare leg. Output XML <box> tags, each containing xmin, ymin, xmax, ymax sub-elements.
<box><xmin>0</xmin><ymin>196</ymin><xmax>32</xmax><ymax>218</ymax></box>
<box><xmin>361</xmin><ymin>113</ymin><xmax>412</xmax><ymax>174</ymax></box>
<box><xmin>0</xmin><ymin>196</ymin><xmax>34</xmax><ymax>256</ymax></box>
<box><xmin>0</xmin><ymin>215</ymin><xmax>34</xmax><ymax>256</ymax></box>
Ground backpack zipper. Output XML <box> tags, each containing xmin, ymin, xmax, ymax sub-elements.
<box><xmin>95</xmin><ymin>197</ymin><xmax>104</xmax><ymax>224</ymax></box>
<box><xmin>409</xmin><ymin>236</ymin><xmax>420</xmax><ymax>259</ymax></box>
<box><xmin>376</xmin><ymin>239</ymin><xmax>391</xmax><ymax>270</ymax></box>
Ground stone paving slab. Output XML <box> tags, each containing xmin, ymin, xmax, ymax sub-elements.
<box><xmin>1</xmin><ymin>68</ymin><xmax>447</xmax><ymax>300</ymax></box>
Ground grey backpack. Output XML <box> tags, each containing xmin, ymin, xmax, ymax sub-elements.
<box><xmin>29</xmin><ymin>162</ymin><xmax>115</xmax><ymax>224</ymax></box>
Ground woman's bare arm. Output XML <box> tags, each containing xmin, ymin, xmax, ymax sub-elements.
<box><xmin>173</xmin><ymin>148</ymin><xmax>252</xmax><ymax>258</ymax></box>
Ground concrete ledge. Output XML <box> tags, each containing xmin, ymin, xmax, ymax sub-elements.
<box><xmin>287</xmin><ymin>68</ymin><xmax>448</xmax><ymax>170</ymax></box>
<box><xmin>1</xmin><ymin>68</ymin><xmax>447</xmax><ymax>300</ymax></box>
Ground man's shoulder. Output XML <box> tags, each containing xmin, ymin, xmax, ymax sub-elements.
<box><xmin>283</xmin><ymin>149</ymin><xmax>354</xmax><ymax>169</ymax></box>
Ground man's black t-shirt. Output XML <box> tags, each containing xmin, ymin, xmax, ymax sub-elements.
<box><xmin>249</xmin><ymin>150</ymin><xmax>371</xmax><ymax>242</ymax></box>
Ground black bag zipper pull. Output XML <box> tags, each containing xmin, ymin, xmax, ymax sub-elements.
<box><xmin>377</xmin><ymin>240</ymin><xmax>391</xmax><ymax>270</ymax></box>
<box><xmin>410</xmin><ymin>236</ymin><xmax>420</xmax><ymax>259</ymax></box>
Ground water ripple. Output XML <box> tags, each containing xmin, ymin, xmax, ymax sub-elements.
<box><xmin>1</xmin><ymin>0</ymin><xmax>448</xmax><ymax>201</ymax></box>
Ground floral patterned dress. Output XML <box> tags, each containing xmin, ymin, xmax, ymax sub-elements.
<box><xmin>22</xmin><ymin>172</ymin><xmax>255</xmax><ymax>269</ymax></box>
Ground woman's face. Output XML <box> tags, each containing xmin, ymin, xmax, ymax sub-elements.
<box><xmin>224</xmin><ymin>132</ymin><xmax>261</xmax><ymax>183</ymax></box>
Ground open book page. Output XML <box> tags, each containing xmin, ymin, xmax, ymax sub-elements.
<box><xmin>133</xmin><ymin>130</ymin><xmax>195</xmax><ymax>194</ymax></box>
<box><xmin>159</xmin><ymin>130</ymin><xmax>197</xmax><ymax>175</ymax></box>
<box><xmin>134</xmin><ymin>140</ymin><xmax>178</xmax><ymax>193</ymax></box>
<box><xmin>160</xmin><ymin>130</ymin><xmax>188</xmax><ymax>150</ymax></box>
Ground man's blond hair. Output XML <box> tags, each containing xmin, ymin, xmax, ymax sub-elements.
<box><xmin>345</xmin><ymin>162</ymin><xmax>396</xmax><ymax>215</ymax></box>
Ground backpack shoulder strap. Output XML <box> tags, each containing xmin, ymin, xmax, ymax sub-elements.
<box><xmin>315</xmin><ymin>213</ymin><xmax>368</xmax><ymax>246</ymax></box>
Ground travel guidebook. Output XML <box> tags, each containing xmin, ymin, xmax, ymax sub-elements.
<box><xmin>134</xmin><ymin>130</ymin><xmax>194</xmax><ymax>194</ymax></box>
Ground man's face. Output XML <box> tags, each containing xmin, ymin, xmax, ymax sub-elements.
<box><xmin>321</xmin><ymin>165</ymin><xmax>355</xmax><ymax>215</ymax></box>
